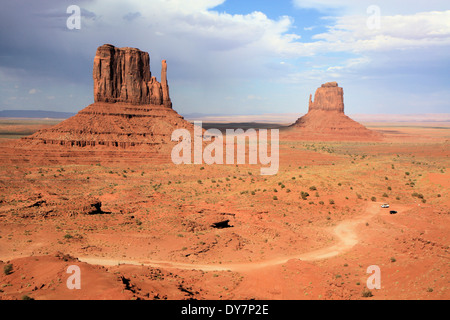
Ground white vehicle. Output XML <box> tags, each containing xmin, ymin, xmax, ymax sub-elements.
<box><xmin>381</xmin><ymin>204</ymin><xmax>390</xmax><ymax>208</ymax></box>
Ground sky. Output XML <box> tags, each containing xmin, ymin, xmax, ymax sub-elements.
<box><xmin>1</xmin><ymin>0</ymin><xmax>449</xmax><ymax>116</ymax></box>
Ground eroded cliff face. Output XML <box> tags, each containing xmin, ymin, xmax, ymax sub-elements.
<box><xmin>93</xmin><ymin>44</ymin><xmax>172</xmax><ymax>107</ymax></box>
<box><xmin>308</xmin><ymin>82</ymin><xmax>344</xmax><ymax>113</ymax></box>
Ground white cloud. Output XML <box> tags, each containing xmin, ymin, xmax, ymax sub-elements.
<box><xmin>292</xmin><ymin>0</ymin><xmax>450</xmax><ymax>14</ymax></box>
<box><xmin>311</xmin><ymin>11</ymin><xmax>450</xmax><ymax>53</ymax></box>
<box><xmin>247</xmin><ymin>94</ymin><xmax>264</xmax><ymax>101</ymax></box>
<box><xmin>28</xmin><ymin>88</ymin><xmax>38</xmax><ymax>94</ymax></box>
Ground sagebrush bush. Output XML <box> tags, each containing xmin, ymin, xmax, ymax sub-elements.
<box><xmin>3</xmin><ymin>264</ymin><xmax>13</xmax><ymax>275</ymax></box>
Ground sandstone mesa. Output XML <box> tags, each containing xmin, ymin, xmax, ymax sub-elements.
<box><xmin>1</xmin><ymin>44</ymin><xmax>194</xmax><ymax>164</ymax></box>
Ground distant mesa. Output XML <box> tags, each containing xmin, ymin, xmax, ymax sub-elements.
<box><xmin>0</xmin><ymin>110</ymin><xmax>76</xmax><ymax>119</ymax></box>
<box><xmin>289</xmin><ymin>82</ymin><xmax>381</xmax><ymax>140</ymax></box>
<box><xmin>1</xmin><ymin>44</ymin><xmax>194</xmax><ymax>164</ymax></box>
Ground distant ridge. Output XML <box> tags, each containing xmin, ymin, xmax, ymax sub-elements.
<box><xmin>184</xmin><ymin>113</ymin><xmax>450</xmax><ymax>124</ymax></box>
<box><xmin>0</xmin><ymin>110</ymin><xmax>76</xmax><ymax>119</ymax></box>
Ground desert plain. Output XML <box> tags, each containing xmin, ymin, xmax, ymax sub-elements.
<box><xmin>0</xmin><ymin>117</ymin><xmax>448</xmax><ymax>300</ymax></box>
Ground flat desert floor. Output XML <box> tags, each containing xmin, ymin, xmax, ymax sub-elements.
<box><xmin>0</xmin><ymin>119</ymin><xmax>449</xmax><ymax>300</ymax></box>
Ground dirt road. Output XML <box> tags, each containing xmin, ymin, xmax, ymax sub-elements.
<box><xmin>78</xmin><ymin>202</ymin><xmax>383</xmax><ymax>272</ymax></box>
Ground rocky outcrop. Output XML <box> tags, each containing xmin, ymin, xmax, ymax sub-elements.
<box><xmin>93</xmin><ymin>44</ymin><xmax>172</xmax><ymax>107</ymax></box>
<box><xmin>290</xmin><ymin>82</ymin><xmax>381</xmax><ymax>140</ymax></box>
<box><xmin>5</xmin><ymin>44</ymin><xmax>194</xmax><ymax>164</ymax></box>
<box><xmin>308</xmin><ymin>82</ymin><xmax>344</xmax><ymax>113</ymax></box>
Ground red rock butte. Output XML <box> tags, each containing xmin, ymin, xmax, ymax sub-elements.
<box><xmin>0</xmin><ymin>44</ymin><xmax>194</xmax><ymax>164</ymax></box>
<box><xmin>289</xmin><ymin>82</ymin><xmax>381</xmax><ymax>140</ymax></box>
<box><xmin>93</xmin><ymin>44</ymin><xmax>172</xmax><ymax>107</ymax></box>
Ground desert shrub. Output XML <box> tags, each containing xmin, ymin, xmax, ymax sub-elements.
<box><xmin>387</xmin><ymin>186</ymin><xmax>392</xmax><ymax>191</ymax></box>
<box><xmin>390</xmin><ymin>257</ymin><xmax>396</xmax><ymax>263</ymax></box>
<box><xmin>412</xmin><ymin>192</ymin><xmax>424</xmax><ymax>199</ymax></box>
<box><xmin>309</xmin><ymin>186</ymin><xmax>317</xmax><ymax>191</ymax></box>
<box><xmin>300</xmin><ymin>191</ymin><xmax>310</xmax><ymax>200</ymax></box>
<box><xmin>3</xmin><ymin>264</ymin><xmax>13</xmax><ymax>275</ymax></box>
<box><xmin>64</xmin><ymin>234</ymin><xmax>73</xmax><ymax>239</ymax></box>
<box><xmin>382</xmin><ymin>193</ymin><xmax>389</xmax><ymax>198</ymax></box>
<box><xmin>362</xmin><ymin>289</ymin><xmax>373</xmax><ymax>298</ymax></box>
<box><xmin>329</xmin><ymin>199</ymin><xmax>335</xmax><ymax>205</ymax></box>
<box><xmin>405</xmin><ymin>172</ymin><xmax>410</xmax><ymax>176</ymax></box>
<box><xmin>319</xmin><ymin>201</ymin><xmax>324</xmax><ymax>205</ymax></box>
<box><xmin>273</xmin><ymin>196</ymin><xmax>278</xmax><ymax>201</ymax></box>
<box><xmin>21</xmin><ymin>295</ymin><xmax>34</xmax><ymax>300</ymax></box>
<box><xmin>371</xmin><ymin>197</ymin><xmax>376</xmax><ymax>202</ymax></box>
<box><xmin>437</xmin><ymin>194</ymin><xmax>441</xmax><ymax>198</ymax></box>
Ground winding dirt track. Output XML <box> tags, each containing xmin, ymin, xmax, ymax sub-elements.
<box><xmin>78</xmin><ymin>202</ymin><xmax>383</xmax><ymax>272</ymax></box>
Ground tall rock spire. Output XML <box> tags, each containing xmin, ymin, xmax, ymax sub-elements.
<box><xmin>161</xmin><ymin>59</ymin><xmax>172</xmax><ymax>108</ymax></box>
